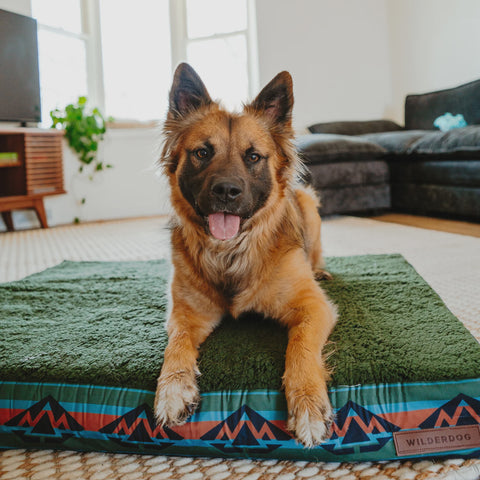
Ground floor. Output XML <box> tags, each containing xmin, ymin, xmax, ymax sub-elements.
<box><xmin>0</xmin><ymin>214</ymin><xmax>479</xmax><ymax>479</ymax></box>
<box><xmin>0</xmin><ymin>216</ymin><xmax>171</xmax><ymax>283</ymax></box>
<box><xmin>371</xmin><ymin>213</ymin><xmax>480</xmax><ymax>238</ymax></box>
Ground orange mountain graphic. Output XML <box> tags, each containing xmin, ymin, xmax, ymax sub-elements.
<box><xmin>5</xmin><ymin>395</ymin><xmax>84</xmax><ymax>434</ymax></box>
<box><xmin>419</xmin><ymin>394</ymin><xmax>480</xmax><ymax>428</ymax></box>
<box><xmin>100</xmin><ymin>403</ymin><xmax>182</xmax><ymax>442</ymax></box>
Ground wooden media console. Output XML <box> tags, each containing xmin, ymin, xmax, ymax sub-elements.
<box><xmin>0</xmin><ymin>128</ymin><xmax>65</xmax><ymax>231</ymax></box>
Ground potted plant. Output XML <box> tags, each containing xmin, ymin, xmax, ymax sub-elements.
<box><xmin>50</xmin><ymin>97</ymin><xmax>112</xmax><ymax>222</ymax></box>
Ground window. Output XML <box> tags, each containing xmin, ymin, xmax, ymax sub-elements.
<box><xmin>31</xmin><ymin>0</ymin><xmax>258</xmax><ymax>126</ymax></box>
<box><xmin>99</xmin><ymin>0</ymin><xmax>171</xmax><ymax>121</ymax></box>
<box><xmin>181</xmin><ymin>0</ymin><xmax>256</xmax><ymax>111</ymax></box>
<box><xmin>31</xmin><ymin>0</ymin><xmax>88</xmax><ymax>125</ymax></box>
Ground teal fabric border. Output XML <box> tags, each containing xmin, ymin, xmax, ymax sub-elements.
<box><xmin>1</xmin><ymin>379</ymin><xmax>479</xmax><ymax>461</ymax></box>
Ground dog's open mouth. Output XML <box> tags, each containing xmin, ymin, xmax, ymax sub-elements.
<box><xmin>208</xmin><ymin>212</ymin><xmax>241</xmax><ymax>241</ymax></box>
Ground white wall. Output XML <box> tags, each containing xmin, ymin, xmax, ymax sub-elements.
<box><xmin>44</xmin><ymin>129</ymin><xmax>169</xmax><ymax>226</ymax></box>
<box><xmin>255</xmin><ymin>0</ymin><xmax>480</xmax><ymax>128</ymax></box>
<box><xmin>387</xmin><ymin>0</ymin><xmax>480</xmax><ymax>123</ymax></box>
<box><xmin>254</xmin><ymin>0</ymin><xmax>394</xmax><ymax>130</ymax></box>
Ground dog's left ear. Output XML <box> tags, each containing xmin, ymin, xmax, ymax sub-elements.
<box><xmin>248</xmin><ymin>71</ymin><xmax>294</xmax><ymax>128</ymax></box>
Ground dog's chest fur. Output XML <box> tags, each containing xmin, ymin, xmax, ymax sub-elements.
<box><xmin>172</xmin><ymin>220</ymin><xmax>264</xmax><ymax>304</ymax></box>
<box><xmin>197</xmin><ymin>232</ymin><xmax>254</xmax><ymax>300</ymax></box>
<box><xmin>171</xmin><ymin>193</ymin><xmax>305</xmax><ymax>309</ymax></box>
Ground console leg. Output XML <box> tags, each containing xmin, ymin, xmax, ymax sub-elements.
<box><xmin>33</xmin><ymin>199</ymin><xmax>48</xmax><ymax>228</ymax></box>
<box><xmin>1</xmin><ymin>211</ymin><xmax>14</xmax><ymax>232</ymax></box>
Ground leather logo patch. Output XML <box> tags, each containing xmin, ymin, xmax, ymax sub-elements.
<box><xmin>394</xmin><ymin>425</ymin><xmax>480</xmax><ymax>457</ymax></box>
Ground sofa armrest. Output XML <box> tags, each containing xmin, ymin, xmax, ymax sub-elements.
<box><xmin>307</xmin><ymin>120</ymin><xmax>403</xmax><ymax>136</ymax></box>
<box><xmin>405</xmin><ymin>78</ymin><xmax>480</xmax><ymax>130</ymax></box>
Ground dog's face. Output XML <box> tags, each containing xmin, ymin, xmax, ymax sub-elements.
<box><xmin>162</xmin><ymin>63</ymin><xmax>296</xmax><ymax>240</ymax></box>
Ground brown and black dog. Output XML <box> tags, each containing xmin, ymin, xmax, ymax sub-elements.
<box><xmin>154</xmin><ymin>63</ymin><xmax>337</xmax><ymax>447</ymax></box>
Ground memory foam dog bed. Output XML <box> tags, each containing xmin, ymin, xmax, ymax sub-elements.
<box><xmin>1</xmin><ymin>254</ymin><xmax>479</xmax><ymax>461</ymax></box>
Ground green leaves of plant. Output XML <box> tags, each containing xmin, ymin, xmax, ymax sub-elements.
<box><xmin>50</xmin><ymin>97</ymin><xmax>111</xmax><ymax>176</ymax></box>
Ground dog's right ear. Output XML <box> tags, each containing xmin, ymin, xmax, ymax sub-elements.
<box><xmin>168</xmin><ymin>63</ymin><xmax>212</xmax><ymax>118</ymax></box>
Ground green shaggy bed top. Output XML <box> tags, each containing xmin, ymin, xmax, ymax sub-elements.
<box><xmin>1</xmin><ymin>254</ymin><xmax>479</xmax><ymax>391</ymax></box>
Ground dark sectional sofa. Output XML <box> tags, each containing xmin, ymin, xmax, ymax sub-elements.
<box><xmin>296</xmin><ymin>79</ymin><xmax>480</xmax><ymax>219</ymax></box>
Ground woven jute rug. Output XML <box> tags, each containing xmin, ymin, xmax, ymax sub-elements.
<box><xmin>1</xmin><ymin>215</ymin><xmax>479</xmax><ymax>480</ymax></box>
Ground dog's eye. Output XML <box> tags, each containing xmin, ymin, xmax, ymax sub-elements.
<box><xmin>194</xmin><ymin>148</ymin><xmax>210</xmax><ymax>160</ymax></box>
<box><xmin>246</xmin><ymin>152</ymin><xmax>261</xmax><ymax>163</ymax></box>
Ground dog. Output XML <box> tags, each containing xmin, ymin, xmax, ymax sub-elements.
<box><xmin>154</xmin><ymin>63</ymin><xmax>337</xmax><ymax>447</ymax></box>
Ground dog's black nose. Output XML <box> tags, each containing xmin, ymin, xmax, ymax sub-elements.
<box><xmin>211</xmin><ymin>181</ymin><xmax>243</xmax><ymax>202</ymax></box>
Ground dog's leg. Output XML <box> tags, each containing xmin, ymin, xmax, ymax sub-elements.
<box><xmin>281</xmin><ymin>283</ymin><xmax>337</xmax><ymax>447</ymax></box>
<box><xmin>310</xmin><ymin>215</ymin><xmax>333</xmax><ymax>281</ymax></box>
<box><xmin>294</xmin><ymin>187</ymin><xmax>332</xmax><ymax>281</ymax></box>
<box><xmin>154</xmin><ymin>299</ymin><xmax>222</xmax><ymax>427</ymax></box>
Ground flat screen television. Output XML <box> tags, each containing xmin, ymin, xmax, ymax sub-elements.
<box><xmin>0</xmin><ymin>9</ymin><xmax>41</xmax><ymax>124</ymax></box>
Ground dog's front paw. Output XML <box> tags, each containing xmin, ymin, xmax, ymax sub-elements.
<box><xmin>154</xmin><ymin>370</ymin><xmax>200</xmax><ymax>427</ymax></box>
<box><xmin>286</xmin><ymin>390</ymin><xmax>334</xmax><ymax>448</ymax></box>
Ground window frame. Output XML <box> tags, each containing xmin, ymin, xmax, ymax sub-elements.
<box><xmin>32</xmin><ymin>0</ymin><xmax>259</xmax><ymax>125</ymax></box>
<box><xmin>169</xmin><ymin>0</ymin><xmax>259</xmax><ymax>101</ymax></box>
<box><xmin>82</xmin><ymin>0</ymin><xmax>105</xmax><ymax>114</ymax></box>
<box><xmin>32</xmin><ymin>0</ymin><xmax>104</xmax><ymax>123</ymax></box>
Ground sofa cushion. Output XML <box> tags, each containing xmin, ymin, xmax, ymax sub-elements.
<box><xmin>307</xmin><ymin>161</ymin><xmax>389</xmax><ymax>189</ymax></box>
<box><xmin>296</xmin><ymin>134</ymin><xmax>387</xmax><ymax>164</ymax></box>
<box><xmin>406</xmin><ymin>125</ymin><xmax>480</xmax><ymax>158</ymax></box>
<box><xmin>318</xmin><ymin>184</ymin><xmax>391</xmax><ymax>215</ymax></box>
<box><xmin>391</xmin><ymin>184</ymin><xmax>480</xmax><ymax>218</ymax></box>
<box><xmin>389</xmin><ymin>160</ymin><xmax>480</xmax><ymax>188</ymax></box>
<box><xmin>308</xmin><ymin>119</ymin><xmax>403</xmax><ymax>136</ymax></box>
<box><xmin>360</xmin><ymin>130</ymin><xmax>427</xmax><ymax>154</ymax></box>
<box><xmin>405</xmin><ymin>78</ymin><xmax>480</xmax><ymax>130</ymax></box>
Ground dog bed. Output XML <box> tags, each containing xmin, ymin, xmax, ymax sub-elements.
<box><xmin>1</xmin><ymin>254</ymin><xmax>479</xmax><ymax>461</ymax></box>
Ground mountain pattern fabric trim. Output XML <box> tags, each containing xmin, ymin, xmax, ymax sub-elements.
<box><xmin>1</xmin><ymin>379</ymin><xmax>479</xmax><ymax>461</ymax></box>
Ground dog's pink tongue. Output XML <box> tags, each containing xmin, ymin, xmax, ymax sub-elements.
<box><xmin>208</xmin><ymin>213</ymin><xmax>241</xmax><ymax>240</ymax></box>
